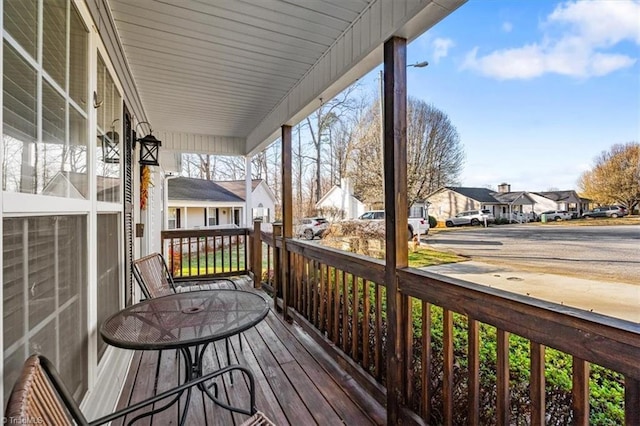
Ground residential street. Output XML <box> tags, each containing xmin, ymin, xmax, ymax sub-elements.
<box><xmin>424</xmin><ymin>224</ymin><xmax>640</xmax><ymax>285</ymax></box>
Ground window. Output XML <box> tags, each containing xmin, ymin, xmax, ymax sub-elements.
<box><xmin>3</xmin><ymin>216</ymin><xmax>87</xmax><ymax>406</ymax></box>
<box><xmin>96</xmin><ymin>54</ymin><xmax>122</xmax><ymax>203</ymax></box>
<box><xmin>409</xmin><ymin>205</ymin><xmax>424</xmax><ymax>218</ymax></box>
<box><xmin>2</xmin><ymin>1</ymin><xmax>89</xmax><ymax>198</ymax></box>
<box><xmin>168</xmin><ymin>208</ymin><xmax>178</xmax><ymax>229</ymax></box>
<box><xmin>97</xmin><ymin>214</ymin><xmax>121</xmax><ymax>360</ymax></box>
<box><xmin>207</xmin><ymin>207</ymin><xmax>218</xmax><ymax>226</ymax></box>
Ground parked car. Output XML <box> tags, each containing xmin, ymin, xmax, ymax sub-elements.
<box><xmin>539</xmin><ymin>210</ymin><xmax>572</xmax><ymax>221</ymax></box>
<box><xmin>357</xmin><ymin>210</ymin><xmax>429</xmax><ymax>237</ymax></box>
<box><xmin>581</xmin><ymin>205</ymin><xmax>628</xmax><ymax>219</ymax></box>
<box><xmin>445</xmin><ymin>209</ymin><xmax>495</xmax><ymax>227</ymax></box>
<box><xmin>295</xmin><ymin>217</ymin><xmax>329</xmax><ymax>240</ymax></box>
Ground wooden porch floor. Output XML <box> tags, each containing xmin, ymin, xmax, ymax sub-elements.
<box><xmin>110</xmin><ymin>288</ymin><xmax>386</xmax><ymax>425</ymax></box>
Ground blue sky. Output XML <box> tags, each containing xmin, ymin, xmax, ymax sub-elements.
<box><xmin>363</xmin><ymin>0</ymin><xmax>640</xmax><ymax>192</ymax></box>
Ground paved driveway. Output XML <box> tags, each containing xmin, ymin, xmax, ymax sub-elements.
<box><xmin>425</xmin><ymin>224</ymin><xmax>640</xmax><ymax>285</ymax></box>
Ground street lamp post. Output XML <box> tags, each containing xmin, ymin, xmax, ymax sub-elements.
<box><xmin>379</xmin><ymin>61</ymin><xmax>429</xmax><ymax>143</ymax></box>
<box><xmin>379</xmin><ymin>60</ymin><xmax>429</xmax><ymax>202</ymax></box>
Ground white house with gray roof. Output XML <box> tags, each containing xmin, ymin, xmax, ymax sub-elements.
<box><xmin>167</xmin><ymin>177</ymin><xmax>276</xmax><ymax>229</ymax></box>
<box><xmin>426</xmin><ymin>183</ymin><xmax>586</xmax><ymax>222</ymax></box>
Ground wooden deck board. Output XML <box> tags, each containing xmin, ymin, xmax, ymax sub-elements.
<box><xmin>113</xmin><ymin>288</ymin><xmax>385</xmax><ymax>425</ymax></box>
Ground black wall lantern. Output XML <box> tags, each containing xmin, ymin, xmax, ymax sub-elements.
<box><xmin>102</xmin><ymin>119</ymin><xmax>120</xmax><ymax>163</ymax></box>
<box><xmin>134</xmin><ymin>122</ymin><xmax>162</xmax><ymax>166</ymax></box>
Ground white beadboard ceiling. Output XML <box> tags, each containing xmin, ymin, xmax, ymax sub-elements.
<box><xmin>107</xmin><ymin>0</ymin><xmax>466</xmax><ymax>156</ymax></box>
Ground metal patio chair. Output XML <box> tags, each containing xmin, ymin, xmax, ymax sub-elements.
<box><xmin>5</xmin><ymin>353</ymin><xmax>267</xmax><ymax>426</ymax></box>
<box><xmin>132</xmin><ymin>253</ymin><xmax>244</xmax><ymax>379</ymax></box>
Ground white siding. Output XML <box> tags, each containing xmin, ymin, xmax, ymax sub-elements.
<box><xmin>427</xmin><ymin>189</ymin><xmax>483</xmax><ymax>221</ymax></box>
<box><xmin>251</xmin><ymin>183</ymin><xmax>276</xmax><ymax>223</ymax></box>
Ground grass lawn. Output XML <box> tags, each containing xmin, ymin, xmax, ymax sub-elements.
<box><xmin>408</xmin><ymin>246</ymin><xmax>467</xmax><ymax>268</ymax></box>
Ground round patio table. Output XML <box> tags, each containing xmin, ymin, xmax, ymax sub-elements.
<box><xmin>100</xmin><ymin>289</ymin><xmax>269</xmax><ymax>425</ymax></box>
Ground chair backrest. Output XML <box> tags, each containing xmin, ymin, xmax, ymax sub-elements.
<box><xmin>5</xmin><ymin>354</ymin><xmax>87</xmax><ymax>426</ymax></box>
<box><xmin>132</xmin><ymin>253</ymin><xmax>177</xmax><ymax>299</ymax></box>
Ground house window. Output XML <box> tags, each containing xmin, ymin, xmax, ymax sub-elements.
<box><xmin>2</xmin><ymin>1</ymin><xmax>89</xmax><ymax>198</ymax></box>
<box><xmin>410</xmin><ymin>205</ymin><xmax>425</xmax><ymax>218</ymax></box>
<box><xmin>96</xmin><ymin>214</ymin><xmax>121</xmax><ymax>360</ymax></box>
<box><xmin>168</xmin><ymin>208</ymin><xmax>178</xmax><ymax>229</ymax></box>
<box><xmin>3</xmin><ymin>215</ymin><xmax>87</xmax><ymax>406</ymax></box>
<box><xmin>207</xmin><ymin>207</ymin><xmax>218</xmax><ymax>226</ymax></box>
<box><xmin>253</xmin><ymin>204</ymin><xmax>268</xmax><ymax>223</ymax></box>
<box><xmin>96</xmin><ymin>54</ymin><xmax>122</xmax><ymax>203</ymax></box>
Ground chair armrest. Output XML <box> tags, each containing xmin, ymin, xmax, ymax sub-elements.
<box><xmin>88</xmin><ymin>364</ymin><xmax>257</xmax><ymax>425</ymax></box>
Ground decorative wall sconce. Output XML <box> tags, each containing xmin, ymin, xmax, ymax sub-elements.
<box><xmin>102</xmin><ymin>119</ymin><xmax>120</xmax><ymax>163</ymax></box>
<box><xmin>134</xmin><ymin>121</ymin><xmax>162</xmax><ymax>166</ymax></box>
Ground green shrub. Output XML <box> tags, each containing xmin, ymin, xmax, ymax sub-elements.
<box><xmin>404</xmin><ymin>302</ymin><xmax>624</xmax><ymax>424</ymax></box>
<box><xmin>428</xmin><ymin>215</ymin><xmax>438</xmax><ymax>228</ymax></box>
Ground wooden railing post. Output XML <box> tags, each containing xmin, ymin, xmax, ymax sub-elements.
<box><xmin>253</xmin><ymin>220</ymin><xmax>262</xmax><ymax>288</ymax></box>
<box><xmin>626</xmin><ymin>377</ymin><xmax>640</xmax><ymax>426</ymax></box>
<box><xmin>272</xmin><ymin>223</ymin><xmax>282</xmax><ymax>310</ymax></box>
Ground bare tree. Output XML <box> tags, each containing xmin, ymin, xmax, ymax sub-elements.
<box><xmin>182</xmin><ymin>154</ymin><xmax>215</xmax><ymax>179</ymax></box>
<box><xmin>350</xmin><ymin>98</ymin><xmax>464</xmax><ymax>208</ymax></box>
<box><xmin>304</xmin><ymin>86</ymin><xmax>360</xmax><ymax>204</ymax></box>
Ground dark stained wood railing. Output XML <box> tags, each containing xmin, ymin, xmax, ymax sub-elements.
<box><xmin>258</xmin><ymin>234</ymin><xmax>640</xmax><ymax>425</ymax></box>
<box><xmin>160</xmin><ymin>228</ymin><xmax>250</xmax><ymax>280</ymax></box>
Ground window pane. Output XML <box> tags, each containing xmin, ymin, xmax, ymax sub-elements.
<box><xmin>3</xmin><ymin>42</ymin><xmax>37</xmax><ymax>193</ymax></box>
<box><xmin>67</xmin><ymin>107</ymin><xmax>89</xmax><ymax>198</ymax></box>
<box><xmin>96</xmin><ymin>133</ymin><xmax>121</xmax><ymax>203</ymax></box>
<box><xmin>96</xmin><ymin>54</ymin><xmax>122</xmax><ymax>203</ymax></box>
<box><xmin>2</xmin><ymin>220</ymin><xmax>24</xmax><ymax>349</ymax></box>
<box><xmin>69</xmin><ymin>4</ymin><xmax>88</xmax><ymax>107</ymax></box>
<box><xmin>28</xmin><ymin>217</ymin><xmax>57</xmax><ymax>329</ymax></box>
<box><xmin>4</xmin><ymin>0</ymin><xmax>38</xmax><ymax>58</ymax></box>
<box><xmin>97</xmin><ymin>214</ymin><xmax>121</xmax><ymax>360</ymax></box>
<box><xmin>3</xmin><ymin>215</ymin><xmax>88</xmax><ymax>406</ymax></box>
<box><xmin>43</xmin><ymin>0</ymin><xmax>67</xmax><ymax>88</ymax></box>
<box><xmin>42</xmin><ymin>81</ymin><xmax>65</xmax><ymax>145</ymax></box>
<box><xmin>97</xmin><ymin>56</ymin><xmax>106</xmax><ymax>131</ymax></box>
<box><xmin>37</xmin><ymin>81</ymin><xmax>67</xmax><ymax>195</ymax></box>
<box><xmin>3</xmin><ymin>40</ymin><xmax>38</xmax><ymax>135</ymax></box>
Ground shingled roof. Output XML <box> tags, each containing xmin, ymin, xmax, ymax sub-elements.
<box><xmin>168</xmin><ymin>177</ymin><xmax>243</xmax><ymax>202</ymax></box>
<box><xmin>216</xmin><ymin>180</ymin><xmax>262</xmax><ymax>200</ymax></box>
<box><xmin>533</xmin><ymin>190</ymin><xmax>577</xmax><ymax>201</ymax></box>
<box><xmin>445</xmin><ymin>187</ymin><xmax>499</xmax><ymax>203</ymax></box>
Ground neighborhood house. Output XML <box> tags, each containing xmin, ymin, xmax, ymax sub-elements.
<box><xmin>426</xmin><ymin>183</ymin><xmax>589</xmax><ymax>222</ymax></box>
<box><xmin>167</xmin><ymin>177</ymin><xmax>276</xmax><ymax>229</ymax></box>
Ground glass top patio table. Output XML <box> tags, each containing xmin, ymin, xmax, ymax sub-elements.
<box><xmin>100</xmin><ymin>289</ymin><xmax>270</xmax><ymax>351</ymax></box>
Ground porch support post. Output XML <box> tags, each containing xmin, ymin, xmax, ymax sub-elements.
<box><xmin>245</xmin><ymin>156</ymin><xmax>252</xmax><ymax>227</ymax></box>
<box><xmin>383</xmin><ymin>36</ymin><xmax>409</xmax><ymax>425</ymax></box>
<box><xmin>281</xmin><ymin>125</ymin><xmax>293</xmax><ymax>318</ymax></box>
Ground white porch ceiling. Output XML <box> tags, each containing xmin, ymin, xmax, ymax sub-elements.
<box><xmin>106</xmin><ymin>0</ymin><xmax>466</xmax><ymax>156</ymax></box>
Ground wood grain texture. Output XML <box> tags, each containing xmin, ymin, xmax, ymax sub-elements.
<box><xmin>530</xmin><ymin>342</ymin><xmax>546</xmax><ymax>426</ymax></box>
<box><xmin>572</xmin><ymin>357</ymin><xmax>590</xmax><ymax>426</ymax></box>
<box><xmin>468</xmin><ymin>318</ymin><xmax>480</xmax><ymax>426</ymax></box>
<box><xmin>383</xmin><ymin>35</ymin><xmax>408</xmax><ymax>426</ymax></box>
<box><xmin>496</xmin><ymin>329</ymin><xmax>510</xmax><ymax>426</ymax></box>
<box><xmin>625</xmin><ymin>377</ymin><xmax>640</xmax><ymax>426</ymax></box>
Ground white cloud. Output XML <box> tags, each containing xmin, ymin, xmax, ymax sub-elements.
<box><xmin>432</xmin><ymin>38</ymin><xmax>455</xmax><ymax>63</ymax></box>
<box><xmin>462</xmin><ymin>0</ymin><xmax>640</xmax><ymax>80</ymax></box>
<box><xmin>502</xmin><ymin>21</ymin><xmax>513</xmax><ymax>33</ymax></box>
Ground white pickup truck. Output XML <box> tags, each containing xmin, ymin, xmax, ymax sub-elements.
<box><xmin>358</xmin><ymin>210</ymin><xmax>429</xmax><ymax>237</ymax></box>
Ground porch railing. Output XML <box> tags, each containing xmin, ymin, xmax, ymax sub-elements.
<box><xmin>256</xmin><ymin>226</ymin><xmax>640</xmax><ymax>425</ymax></box>
<box><xmin>160</xmin><ymin>228</ymin><xmax>250</xmax><ymax>280</ymax></box>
